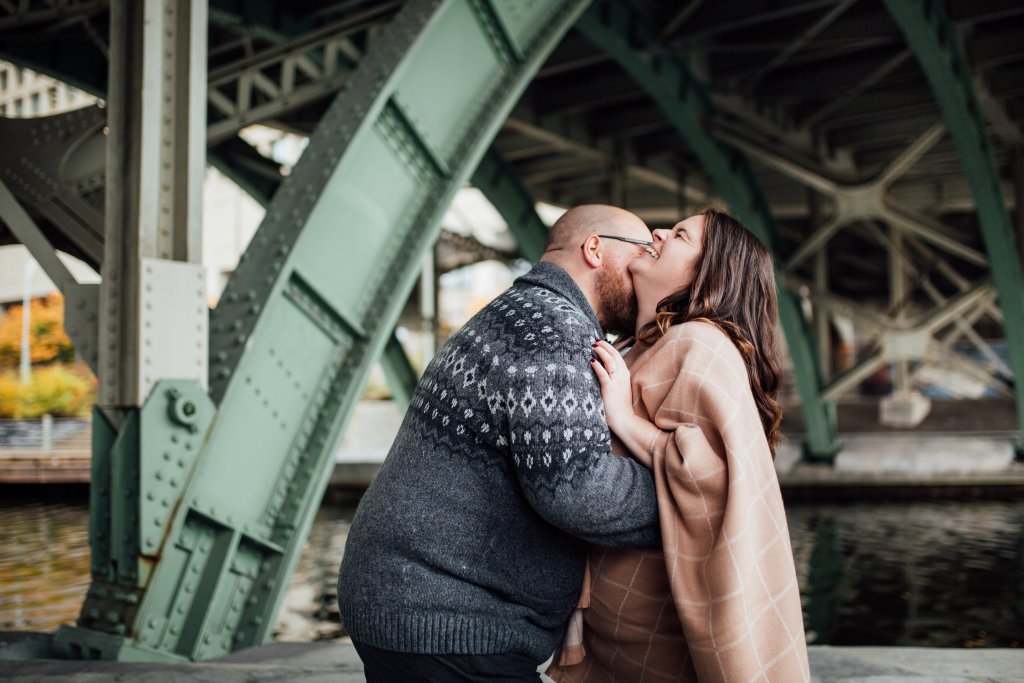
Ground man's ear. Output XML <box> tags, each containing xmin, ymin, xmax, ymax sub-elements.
<box><xmin>580</xmin><ymin>235</ymin><xmax>602</xmax><ymax>268</ymax></box>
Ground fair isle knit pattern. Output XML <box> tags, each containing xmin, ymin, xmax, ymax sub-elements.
<box><xmin>338</xmin><ymin>262</ymin><xmax>660</xmax><ymax>662</ymax></box>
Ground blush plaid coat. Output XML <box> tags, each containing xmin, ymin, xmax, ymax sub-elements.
<box><xmin>551</xmin><ymin>321</ymin><xmax>810</xmax><ymax>683</ymax></box>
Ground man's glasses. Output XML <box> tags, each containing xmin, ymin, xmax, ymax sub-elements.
<box><xmin>580</xmin><ymin>234</ymin><xmax>654</xmax><ymax>250</ymax></box>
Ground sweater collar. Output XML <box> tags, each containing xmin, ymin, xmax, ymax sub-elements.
<box><xmin>514</xmin><ymin>261</ymin><xmax>603</xmax><ymax>335</ymax></box>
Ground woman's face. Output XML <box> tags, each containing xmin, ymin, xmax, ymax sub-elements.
<box><xmin>629</xmin><ymin>214</ymin><xmax>705</xmax><ymax>302</ymax></box>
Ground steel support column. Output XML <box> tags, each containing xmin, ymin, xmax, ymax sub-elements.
<box><xmin>96</xmin><ymin>0</ymin><xmax>208</xmax><ymax>410</ymax></box>
<box><xmin>54</xmin><ymin>0</ymin><xmax>210</xmax><ymax>663</ymax></box>
<box><xmin>576</xmin><ymin>0</ymin><xmax>841</xmax><ymax>460</ymax></box>
<box><xmin>884</xmin><ymin>0</ymin><xmax>1024</xmax><ymax>448</ymax></box>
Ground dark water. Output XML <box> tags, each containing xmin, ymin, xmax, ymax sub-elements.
<box><xmin>2</xmin><ymin>497</ymin><xmax>1022</xmax><ymax>647</ymax></box>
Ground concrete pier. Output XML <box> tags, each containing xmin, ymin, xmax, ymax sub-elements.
<box><xmin>2</xmin><ymin>634</ymin><xmax>1022</xmax><ymax>682</ymax></box>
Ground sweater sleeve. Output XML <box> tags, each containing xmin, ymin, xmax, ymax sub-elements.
<box><xmin>496</xmin><ymin>342</ymin><xmax>661</xmax><ymax>548</ymax></box>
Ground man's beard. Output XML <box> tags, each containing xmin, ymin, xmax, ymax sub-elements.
<box><xmin>595</xmin><ymin>266</ymin><xmax>638</xmax><ymax>337</ymax></box>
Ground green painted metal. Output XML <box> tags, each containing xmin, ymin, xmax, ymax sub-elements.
<box><xmin>0</xmin><ymin>1</ymin><xmax>309</xmax><ymax>96</ymax></box>
<box><xmin>576</xmin><ymin>0</ymin><xmax>840</xmax><ymax>461</ymax></box>
<box><xmin>882</xmin><ymin>0</ymin><xmax>1024</xmax><ymax>450</ymax></box>
<box><xmin>58</xmin><ymin>380</ymin><xmax>216</xmax><ymax>660</ymax></box>
<box><xmin>473</xmin><ymin>147</ymin><xmax>549</xmax><ymax>262</ymax></box>
<box><xmin>805</xmin><ymin>517</ymin><xmax>841</xmax><ymax>644</ymax></box>
<box><xmin>208</xmin><ymin>139</ymin><xmax>282</xmax><ymax>210</ymax></box>
<box><xmin>55</xmin><ymin>0</ymin><xmax>590</xmax><ymax>662</ymax></box>
<box><xmin>380</xmin><ymin>333</ymin><xmax>419</xmax><ymax>410</ymax></box>
<box><xmin>209</xmin><ymin>138</ymin><xmax>422</xmax><ymax>412</ymax></box>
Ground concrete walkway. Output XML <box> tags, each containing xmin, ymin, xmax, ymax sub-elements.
<box><xmin>3</xmin><ymin>635</ymin><xmax>1022</xmax><ymax>682</ymax></box>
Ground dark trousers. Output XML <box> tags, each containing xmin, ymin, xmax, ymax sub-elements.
<box><xmin>352</xmin><ymin>640</ymin><xmax>543</xmax><ymax>683</ymax></box>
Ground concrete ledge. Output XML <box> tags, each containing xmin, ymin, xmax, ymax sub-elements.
<box><xmin>3</xmin><ymin>634</ymin><xmax>1022</xmax><ymax>682</ymax></box>
<box><xmin>807</xmin><ymin>645</ymin><xmax>1024</xmax><ymax>682</ymax></box>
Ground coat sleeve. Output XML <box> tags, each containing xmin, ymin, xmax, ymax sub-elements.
<box><xmin>498</xmin><ymin>342</ymin><xmax>661</xmax><ymax>548</ymax></box>
<box><xmin>641</xmin><ymin>322</ymin><xmax>811</xmax><ymax>683</ymax></box>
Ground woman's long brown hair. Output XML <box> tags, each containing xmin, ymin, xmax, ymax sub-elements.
<box><xmin>636</xmin><ymin>208</ymin><xmax>784</xmax><ymax>456</ymax></box>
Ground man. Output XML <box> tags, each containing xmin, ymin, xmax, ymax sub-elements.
<box><xmin>338</xmin><ymin>205</ymin><xmax>661</xmax><ymax>681</ymax></box>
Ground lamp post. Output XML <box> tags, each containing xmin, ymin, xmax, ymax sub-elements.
<box><xmin>20</xmin><ymin>259</ymin><xmax>37</xmax><ymax>385</ymax></box>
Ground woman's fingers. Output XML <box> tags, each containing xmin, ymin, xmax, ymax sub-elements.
<box><xmin>593</xmin><ymin>341</ymin><xmax>627</xmax><ymax>377</ymax></box>
<box><xmin>590</xmin><ymin>354</ymin><xmax>610</xmax><ymax>386</ymax></box>
<box><xmin>591</xmin><ymin>342</ymin><xmax>616</xmax><ymax>371</ymax></box>
<box><xmin>590</xmin><ymin>340</ymin><xmax>634</xmax><ymax>435</ymax></box>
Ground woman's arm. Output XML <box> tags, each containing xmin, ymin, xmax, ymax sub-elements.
<box><xmin>590</xmin><ymin>340</ymin><xmax>663</xmax><ymax>469</ymax></box>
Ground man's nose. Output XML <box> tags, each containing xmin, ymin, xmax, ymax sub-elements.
<box><xmin>652</xmin><ymin>229</ymin><xmax>670</xmax><ymax>242</ymax></box>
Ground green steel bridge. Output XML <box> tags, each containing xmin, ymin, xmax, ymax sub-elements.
<box><xmin>0</xmin><ymin>0</ymin><xmax>1021</xmax><ymax>663</ymax></box>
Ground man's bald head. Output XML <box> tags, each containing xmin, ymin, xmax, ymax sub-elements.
<box><xmin>540</xmin><ymin>204</ymin><xmax>651</xmax><ymax>337</ymax></box>
<box><xmin>543</xmin><ymin>204</ymin><xmax>649</xmax><ymax>254</ymax></box>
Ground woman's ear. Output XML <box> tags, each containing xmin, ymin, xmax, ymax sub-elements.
<box><xmin>580</xmin><ymin>235</ymin><xmax>602</xmax><ymax>268</ymax></box>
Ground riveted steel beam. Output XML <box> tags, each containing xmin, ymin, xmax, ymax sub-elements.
<box><xmin>380</xmin><ymin>333</ymin><xmax>419</xmax><ymax>409</ymax></box>
<box><xmin>473</xmin><ymin>147</ymin><xmax>549</xmax><ymax>262</ymax></box>
<box><xmin>0</xmin><ymin>1</ymin><xmax>311</xmax><ymax>96</ymax></box>
<box><xmin>95</xmin><ymin>0</ymin><xmax>208</xmax><ymax>411</ymax></box>
<box><xmin>0</xmin><ymin>106</ymin><xmax>107</xmax><ymax>267</ymax></box>
<box><xmin>209</xmin><ymin>137</ymin><xmax>533</xmax><ymax>413</ymax></box>
<box><xmin>884</xmin><ymin>0</ymin><xmax>1024</xmax><ymax>446</ymax></box>
<box><xmin>206</xmin><ymin>6</ymin><xmax>396</xmax><ymax>144</ymax></box>
<box><xmin>211</xmin><ymin>137</ymin><xmax>422</xmax><ymax>409</ymax></box>
<box><xmin>503</xmin><ymin>110</ymin><xmax>711</xmax><ymax>204</ymax></box>
<box><xmin>0</xmin><ymin>0</ymin><xmax>106</xmax><ymax>30</ymax></box>
<box><xmin>577</xmin><ymin>0</ymin><xmax>841</xmax><ymax>460</ymax></box>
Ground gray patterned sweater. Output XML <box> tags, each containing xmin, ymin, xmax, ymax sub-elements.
<box><xmin>337</xmin><ymin>262</ymin><xmax>660</xmax><ymax>662</ymax></box>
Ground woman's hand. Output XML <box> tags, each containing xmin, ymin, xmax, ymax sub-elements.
<box><xmin>590</xmin><ymin>340</ymin><xmax>634</xmax><ymax>435</ymax></box>
<box><xmin>591</xmin><ymin>340</ymin><xmax>659</xmax><ymax>469</ymax></box>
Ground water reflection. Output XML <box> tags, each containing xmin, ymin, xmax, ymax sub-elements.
<box><xmin>0</xmin><ymin>502</ymin><xmax>90</xmax><ymax>632</ymax></box>
<box><xmin>2</xmin><ymin>498</ymin><xmax>1022</xmax><ymax>647</ymax></box>
<box><xmin>787</xmin><ymin>501</ymin><xmax>1024</xmax><ymax>647</ymax></box>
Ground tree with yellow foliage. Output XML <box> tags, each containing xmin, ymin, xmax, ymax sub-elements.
<box><xmin>0</xmin><ymin>292</ymin><xmax>75</xmax><ymax>367</ymax></box>
<box><xmin>0</xmin><ymin>293</ymin><xmax>96</xmax><ymax>418</ymax></box>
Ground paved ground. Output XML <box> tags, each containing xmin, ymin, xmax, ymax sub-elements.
<box><xmin>2</xmin><ymin>634</ymin><xmax>1023</xmax><ymax>682</ymax></box>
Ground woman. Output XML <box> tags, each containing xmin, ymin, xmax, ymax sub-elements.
<box><xmin>551</xmin><ymin>209</ymin><xmax>810</xmax><ymax>683</ymax></box>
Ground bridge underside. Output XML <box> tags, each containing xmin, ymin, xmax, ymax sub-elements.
<box><xmin>0</xmin><ymin>0</ymin><xmax>1022</xmax><ymax>662</ymax></box>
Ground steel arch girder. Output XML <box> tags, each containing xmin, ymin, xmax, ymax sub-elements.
<box><xmin>882</xmin><ymin>0</ymin><xmax>1024</xmax><ymax>449</ymax></box>
<box><xmin>575</xmin><ymin>0</ymin><xmax>840</xmax><ymax>460</ymax></box>
<box><xmin>379</xmin><ymin>149</ymin><xmax>550</xmax><ymax>407</ymax></box>
<box><xmin>209</xmin><ymin>140</ymin><xmax>545</xmax><ymax>413</ymax></box>
<box><xmin>64</xmin><ymin>0</ymin><xmax>590</xmax><ymax>662</ymax></box>
<box><xmin>474</xmin><ymin>147</ymin><xmax>549</xmax><ymax>262</ymax></box>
